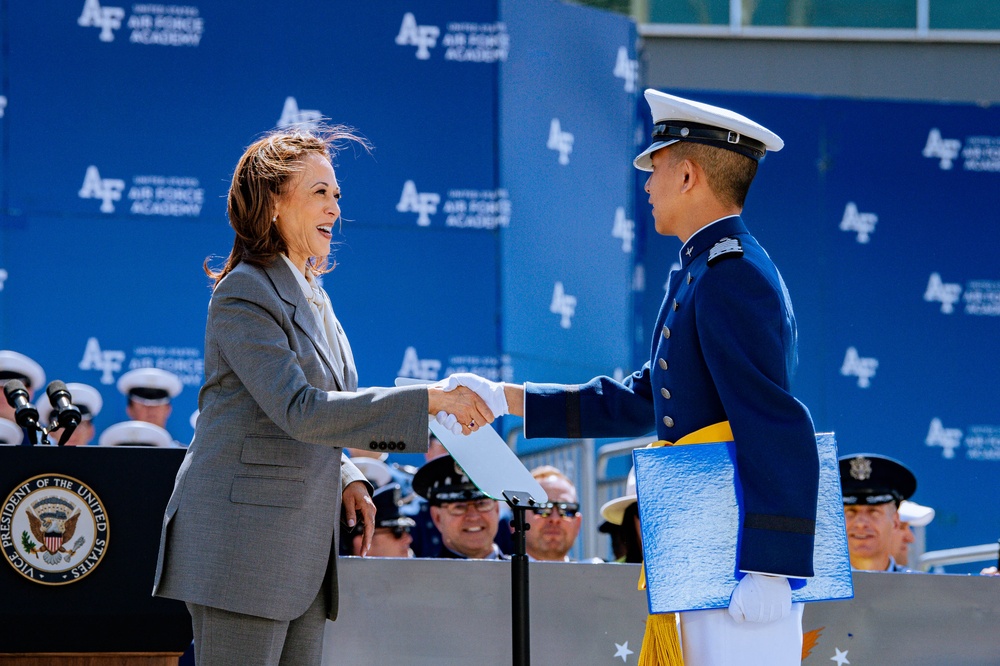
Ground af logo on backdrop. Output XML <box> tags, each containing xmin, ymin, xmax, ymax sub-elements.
<box><xmin>612</xmin><ymin>207</ymin><xmax>634</xmax><ymax>252</ymax></box>
<box><xmin>78</xmin><ymin>337</ymin><xmax>126</xmax><ymax>385</ymax></box>
<box><xmin>77</xmin><ymin>0</ymin><xmax>205</xmax><ymax>46</ymax></box>
<box><xmin>926</xmin><ymin>418</ymin><xmax>1000</xmax><ymax>461</ymax></box>
<box><xmin>550</xmin><ymin>282</ymin><xmax>577</xmax><ymax>329</ymax></box>
<box><xmin>0</xmin><ymin>95</ymin><xmax>7</xmax><ymax>118</ymax></box>
<box><xmin>924</xmin><ymin>272</ymin><xmax>1000</xmax><ymax>316</ymax></box>
<box><xmin>924</xmin><ymin>273</ymin><xmax>962</xmax><ymax>313</ymax></box>
<box><xmin>79</xmin><ymin>166</ymin><xmax>204</xmax><ymax>217</ymax></box>
<box><xmin>79</xmin><ymin>166</ymin><xmax>125</xmax><ymax>213</ymax></box>
<box><xmin>398</xmin><ymin>347</ymin><xmax>442</xmax><ymax>381</ymax></box>
<box><xmin>926</xmin><ymin>418</ymin><xmax>963</xmax><ymax>459</ymax></box>
<box><xmin>277</xmin><ymin>97</ymin><xmax>322</xmax><ymax>130</ymax></box>
<box><xmin>396</xmin><ymin>13</ymin><xmax>440</xmax><ymax>60</ymax></box>
<box><xmin>839</xmin><ymin>202</ymin><xmax>878</xmax><ymax>243</ymax></box>
<box><xmin>1</xmin><ymin>474</ymin><xmax>109</xmax><ymax>585</ymax></box>
<box><xmin>397</xmin><ymin>181</ymin><xmax>441</xmax><ymax>226</ymax></box>
<box><xmin>77</xmin><ymin>0</ymin><xmax>124</xmax><ymax>42</ymax></box>
<box><xmin>840</xmin><ymin>347</ymin><xmax>878</xmax><ymax>388</ymax></box>
<box><xmin>613</xmin><ymin>46</ymin><xmax>638</xmax><ymax>93</ymax></box>
<box><xmin>547</xmin><ymin>119</ymin><xmax>574</xmax><ymax>165</ymax></box>
<box><xmin>395</xmin><ymin>12</ymin><xmax>509</xmax><ymax>62</ymax></box>
<box><xmin>923</xmin><ymin>127</ymin><xmax>1000</xmax><ymax>172</ymax></box>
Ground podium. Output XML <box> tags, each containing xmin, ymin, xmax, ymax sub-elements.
<box><xmin>0</xmin><ymin>446</ymin><xmax>193</xmax><ymax>665</ymax></box>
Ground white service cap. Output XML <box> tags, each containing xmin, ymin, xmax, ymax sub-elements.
<box><xmin>116</xmin><ymin>368</ymin><xmax>183</xmax><ymax>406</ymax></box>
<box><xmin>98</xmin><ymin>420</ymin><xmax>175</xmax><ymax>448</ymax></box>
<box><xmin>37</xmin><ymin>382</ymin><xmax>104</xmax><ymax>427</ymax></box>
<box><xmin>0</xmin><ymin>350</ymin><xmax>46</xmax><ymax>393</ymax></box>
<box><xmin>634</xmin><ymin>89</ymin><xmax>784</xmax><ymax>171</ymax></box>
<box><xmin>898</xmin><ymin>500</ymin><xmax>936</xmax><ymax>527</ymax></box>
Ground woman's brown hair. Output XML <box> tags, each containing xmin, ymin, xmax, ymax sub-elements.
<box><xmin>206</xmin><ymin>125</ymin><xmax>369</xmax><ymax>287</ymax></box>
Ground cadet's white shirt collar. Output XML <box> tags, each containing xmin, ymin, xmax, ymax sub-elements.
<box><xmin>678</xmin><ymin>215</ymin><xmax>741</xmax><ymax>264</ymax></box>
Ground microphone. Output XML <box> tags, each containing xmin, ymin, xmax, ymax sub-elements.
<box><xmin>4</xmin><ymin>379</ymin><xmax>40</xmax><ymax>443</ymax></box>
<box><xmin>46</xmin><ymin>381</ymin><xmax>82</xmax><ymax>446</ymax></box>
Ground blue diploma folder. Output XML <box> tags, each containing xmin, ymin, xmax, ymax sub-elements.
<box><xmin>633</xmin><ymin>432</ymin><xmax>853</xmax><ymax>614</ymax></box>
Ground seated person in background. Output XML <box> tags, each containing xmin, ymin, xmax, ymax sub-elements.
<box><xmin>840</xmin><ymin>453</ymin><xmax>921</xmax><ymax>573</ymax></box>
<box><xmin>116</xmin><ymin>367</ymin><xmax>182</xmax><ymax>432</ymax></box>
<box><xmin>0</xmin><ymin>350</ymin><xmax>45</xmax><ymax>444</ymax></box>
<box><xmin>526</xmin><ymin>465</ymin><xmax>583</xmax><ymax>562</ymax></box>
<box><xmin>36</xmin><ymin>382</ymin><xmax>103</xmax><ymax>446</ymax></box>
<box><xmin>346</xmin><ymin>483</ymin><xmax>415</xmax><ymax>558</ymax></box>
<box><xmin>98</xmin><ymin>420</ymin><xmax>176</xmax><ymax>448</ymax></box>
<box><xmin>411</xmin><ymin>454</ymin><xmax>504</xmax><ymax>560</ymax></box>
<box><xmin>892</xmin><ymin>499</ymin><xmax>935</xmax><ymax>569</ymax></box>
<box><xmin>405</xmin><ymin>433</ymin><xmax>513</xmax><ymax>557</ymax></box>
<box><xmin>599</xmin><ymin>467</ymin><xmax>643</xmax><ymax>563</ymax></box>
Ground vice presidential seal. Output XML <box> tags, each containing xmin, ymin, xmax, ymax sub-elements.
<box><xmin>1</xmin><ymin>474</ymin><xmax>109</xmax><ymax>585</ymax></box>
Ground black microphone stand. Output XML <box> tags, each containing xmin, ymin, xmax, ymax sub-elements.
<box><xmin>502</xmin><ymin>489</ymin><xmax>539</xmax><ymax>666</ymax></box>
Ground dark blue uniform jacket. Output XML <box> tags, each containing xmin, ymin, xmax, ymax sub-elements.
<box><xmin>524</xmin><ymin>216</ymin><xmax>819</xmax><ymax>578</ymax></box>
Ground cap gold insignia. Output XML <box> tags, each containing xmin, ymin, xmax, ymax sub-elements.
<box><xmin>850</xmin><ymin>456</ymin><xmax>872</xmax><ymax>481</ymax></box>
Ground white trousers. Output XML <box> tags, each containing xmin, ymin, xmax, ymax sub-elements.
<box><xmin>679</xmin><ymin>603</ymin><xmax>804</xmax><ymax>666</ymax></box>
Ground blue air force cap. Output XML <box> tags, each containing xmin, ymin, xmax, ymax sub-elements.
<box><xmin>634</xmin><ymin>89</ymin><xmax>784</xmax><ymax>171</ymax></box>
<box><xmin>371</xmin><ymin>483</ymin><xmax>417</xmax><ymax>529</ymax></box>
<box><xmin>412</xmin><ymin>454</ymin><xmax>488</xmax><ymax>506</ymax></box>
<box><xmin>839</xmin><ymin>453</ymin><xmax>917</xmax><ymax>506</ymax></box>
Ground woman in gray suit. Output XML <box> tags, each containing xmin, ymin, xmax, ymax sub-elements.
<box><xmin>153</xmin><ymin>126</ymin><xmax>492</xmax><ymax>665</ymax></box>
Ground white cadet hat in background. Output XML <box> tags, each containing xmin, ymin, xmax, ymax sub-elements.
<box><xmin>37</xmin><ymin>382</ymin><xmax>104</xmax><ymax>427</ymax></box>
<box><xmin>0</xmin><ymin>350</ymin><xmax>46</xmax><ymax>393</ymax></box>
<box><xmin>634</xmin><ymin>89</ymin><xmax>784</xmax><ymax>171</ymax></box>
<box><xmin>98</xmin><ymin>420</ymin><xmax>175</xmax><ymax>447</ymax></box>
<box><xmin>116</xmin><ymin>368</ymin><xmax>183</xmax><ymax>406</ymax></box>
<box><xmin>600</xmin><ymin>467</ymin><xmax>637</xmax><ymax>526</ymax></box>
<box><xmin>0</xmin><ymin>417</ymin><xmax>24</xmax><ymax>446</ymax></box>
<box><xmin>898</xmin><ymin>500</ymin><xmax>936</xmax><ymax>527</ymax></box>
<box><xmin>351</xmin><ymin>457</ymin><xmax>394</xmax><ymax>489</ymax></box>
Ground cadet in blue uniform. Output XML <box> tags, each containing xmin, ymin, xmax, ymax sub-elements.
<box><xmin>441</xmin><ymin>90</ymin><xmax>819</xmax><ymax>665</ymax></box>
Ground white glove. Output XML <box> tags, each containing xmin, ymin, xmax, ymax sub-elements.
<box><xmin>727</xmin><ymin>573</ymin><xmax>791</xmax><ymax>624</ymax></box>
<box><xmin>434</xmin><ymin>411</ymin><xmax>462</xmax><ymax>436</ymax></box>
<box><xmin>438</xmin><ymin>373</ymin><xmax>509</xmax><ymax>418</ymax></box>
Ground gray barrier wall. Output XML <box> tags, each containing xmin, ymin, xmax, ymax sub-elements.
<box><xmin>323</xmin><ymin>558</ymin><xmax>1000</xmax><ymax>665</ymax></box>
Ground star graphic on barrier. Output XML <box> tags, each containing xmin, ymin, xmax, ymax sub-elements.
<box><xmin>830</xmin><ymin>647</ymin><xmax>850</xmax><ymax>665</ymax></box>
<box><xmin>614</xmin><ymin>641</ymin><xmax>634</xmax><ymax>662</ymax></box>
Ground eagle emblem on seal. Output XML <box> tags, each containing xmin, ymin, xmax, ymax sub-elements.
<box><xmin>22</xmin><ymin>497</ymin><xmax>87</xmax><ymax>565</ymax></box>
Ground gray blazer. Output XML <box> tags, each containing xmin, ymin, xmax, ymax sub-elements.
<box><xmin>153</xmin><ymin>257</ymin><xmax>428</xmax><ymax>621</ymax></box>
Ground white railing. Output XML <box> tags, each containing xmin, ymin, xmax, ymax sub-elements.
<box><xmin>919</xmin><ymin>542</ymin><xmax>1000</xmax><ymax>571</ymax></box>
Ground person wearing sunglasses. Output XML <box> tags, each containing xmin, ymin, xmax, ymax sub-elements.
<box><xmin>347</xmin><ymin>484</ymin><xmax>415</xmax><ymax>559</ymax></box>
<box><xmin>412</xmin><ymin>454</ymin><xmax>505</xmax><ymax>560</ymax></box>
<box><xmin>525</xmin><ymin>466</ymin><xmax>583</xmax><ymax>562</ymax></box>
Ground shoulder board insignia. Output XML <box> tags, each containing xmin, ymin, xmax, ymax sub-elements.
<box><xmin>707</xmin><ymin>237</ymin><xmax>743</xmax><ymax>266</ymax></box>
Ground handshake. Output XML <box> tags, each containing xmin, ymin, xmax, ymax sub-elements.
<box><xmin>427</xmin><ymin>373</ymin><xmax>513</xmax><ymax>436</ymax></box>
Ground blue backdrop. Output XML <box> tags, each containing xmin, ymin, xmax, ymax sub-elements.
<box><xmin>0</xmin><ymin>1</ymin><xmax>995</xmax><ymax>561</ymax></box>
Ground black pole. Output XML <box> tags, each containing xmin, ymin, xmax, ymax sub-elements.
<box><xmin>504</xmin><ymin>490</ymin><xmax>533</xmax><ymax>666</ymax></box>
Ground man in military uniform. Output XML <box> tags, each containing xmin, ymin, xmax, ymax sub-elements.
<box><xmin>0</xmin><ymin>350</ymin><xmax>46</xmax><ymax>445</ymax></box>
<box><xmin>840</xmin><ymin>453</ymin><xmax>920</xmax><ymax>573</ymax></box>
<box><xmin>116</xmin><ymin>367</ymin><xmax>182</xmax><ymax>431</ymax></box>
<box><xmin>441</xmin><ymin>89</ymin><xmax>819</xmax><ymax>665</ymax></box>
<box><xmin>525</xmin><ymin>465</ymin><xmax>584</xmax><ymax>562</ymax></box>
<box><xmin>411</xmin><ymin>454</ymin><xmax>504</xmax><ymax>560</ymax></box>
<box><xmin>36</xmin><ymin>382</ymin><xmax>103</xmax><ymax>446</ymax></box>
<box><xmin>893</xmin><ymin>499</ymin><xmax>935</xmax><ymax>568</ymax></box>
